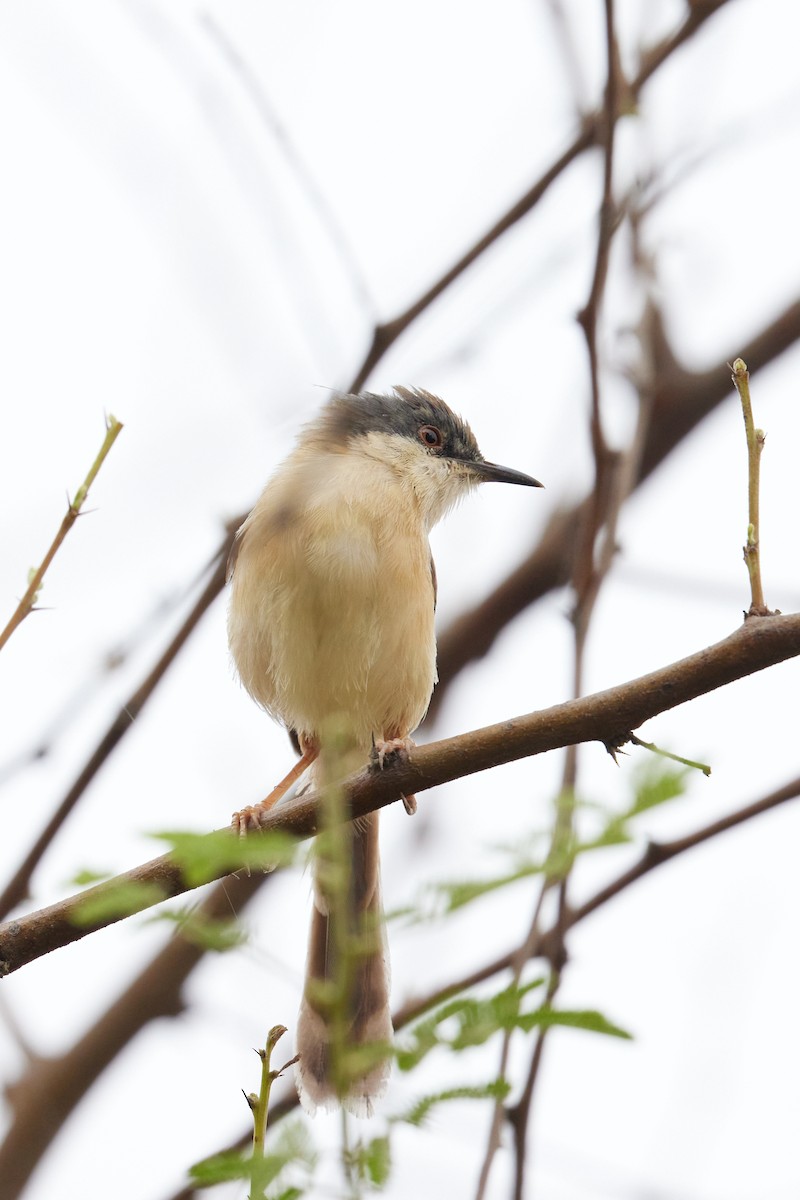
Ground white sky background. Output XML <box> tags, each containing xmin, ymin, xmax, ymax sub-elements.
<box><xmin>1</xmin><ymin>1</ymin><xmax>800</xmax><ymax>1198</ymax></box>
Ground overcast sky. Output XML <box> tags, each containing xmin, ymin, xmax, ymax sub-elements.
<box><xmin>2</xmin><ymin>3</ymin><xmax>800</xmax><ymax>1199</ymax></box>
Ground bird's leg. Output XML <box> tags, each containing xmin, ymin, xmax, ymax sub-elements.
<box><xmin>231</xmin><ymin>744</ymin><xmax>319</xmax><ymax>836</ymax></box>
<box><xmin>370</xmin><ymin>735</ymin><xmax>417</xmax><ymax>815</ymax></box>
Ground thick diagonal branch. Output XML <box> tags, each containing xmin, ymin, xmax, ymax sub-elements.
<box><xmin>2</xmin><ymin>611</ymin><xmax>799</xmax><ymax>978</ymax></box>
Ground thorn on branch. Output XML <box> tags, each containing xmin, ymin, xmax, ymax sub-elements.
<box><xmin>604</xmin><ymin>733</ymin><xmax>633</xmax><ymax>763</ymax></box>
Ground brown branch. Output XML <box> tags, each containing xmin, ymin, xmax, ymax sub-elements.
<box><xmin>160</xmin><ymin>768</ymin><xmax>800</xmax><ymax>1200</ymax></box>
<box><xmin>572</xmin><ymin>772</ymin><xmax>800</xmax><ymax>926</ymax></box>
<box><xmin>507</xmin><ymin>970</ymin><xmax>560</xmax><ymax>1200</ymax></box>
<box><xmin>0</xmin><ymin>9</ymin><xmax>751</xmax><ymax>1195</ymax></box>
<box><xmin>431</xmin><ymin>293</ymin><xmax>800</xmax><ymax>717</ymax></box>
<box><xmin>3</xmin><ymin>611</ymin><xmax>800</xmax><ymax>977</ymax></box>
<box><xmin>350</xmin><ymin>0</ymin><xmax>731</xmax><ymax>395</ymax></box>
<box><xmin>473</xmin><ymin>879</ymin><xmax>552</xmax><ymax>1200</ymax></box>
<box><xmin>350</xmin><ymin>131</ymin><xmax>594</xmax><ymax>393</ymax></box>
<box><xmin>0</xmin><ymin>417</ymin><xmax>123</xmax><ymax>654</ymax></box>
<box><xmin>0</xmin><ymin>871</ymin><xmax>269</xmax><ymax>1200</ymax></box>
<box><xmin>5</xmin><ymin>0</ymin><xmax>752</xmax><ymax>906</ymax></box>
<box><xmin>497</xmin><ymin>7</ymin><xmax>624</xmax><ymax>1193</ymax></box>
<box><xmin>635</xmin><ymin>1</ymin><xmax>731</xmax><ymax>92</ymax></box>
<box><xmin>571</xmin><ymin>0</ymin><xmax>626</xmax><ymax>652</ymax></box>
<box><xmin>18</xmin><ymin>279</ymin><xmax>792</xmax><ymax>926</ymax></box>
<box><xmin>199</xmin><ymin>12</ymin><xmax>375</xmax><ymax>320</ymax></box>
<box><xmin>0</xmin><ymin>542</ymin><xmax>232</xmax><ymax>922</ymax></box>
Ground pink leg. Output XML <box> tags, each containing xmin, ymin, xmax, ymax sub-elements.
<box><xmin>232</xmin><ymin>744</ymin><xmax>319</xmax><ymax>836</ymax></box>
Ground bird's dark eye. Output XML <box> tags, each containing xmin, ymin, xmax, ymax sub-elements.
<box><xmin>418</xmin><ymin>425</ymin><xmax>444</xmax><ymax>451</ymax></box>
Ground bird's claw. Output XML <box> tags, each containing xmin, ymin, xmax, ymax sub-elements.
<box><xmin>370</xmin><ymin>736</ymin><xmax>414</xmax><ymax>771</ymax></box>
<box><xmin>370</xmin><ymin>737</ymin><xmax>417</xmax><ymax>815</ymax></box>
<box><xmin>231</xmin><ymin>803</ymin><xmax>268</xmax><ymax>838</ymax></box>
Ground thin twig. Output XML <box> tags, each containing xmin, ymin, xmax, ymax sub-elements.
<box><xmin>247</xmin><ymin>1025</ymin><xmax>298</xmax><ymax>1199</ymax></box>
<box><xmin>507</xmin><ymin>968</ymin><xmax>561</xmax><ymax>1200</ymax></box>
<box><xmin>544</xmin><ymin>0</ymin><xmax>591</xmax><ymax>115</ymax></box>
<box><xmin>159</xmin><ymin>769</ymin><xmax>800</xmax><ymax>1200</ymax></box>
<box><xmin>0</xmin><ymin>547</ymin><xmax>222</xmax><ymax>786</ymax></box>
<box><xmin>0</xmin><ymin>416</ymin><xmax>123</xmax><ymax>654</ymax></box>
<box><xmin>13</xmin><ymin>0</ymin><xmax>755</xmax><ymax>878</ymax></box>
<box><xmin>731</xmin><ymin>357</ymin><xmax>770</xmax><ymax>615</ymax></box>
<box><xmin>350</xmin><ymin>0</ymin><xmax>730</xmax><ymax>392</ymax></box>
<box><xmin>199</xmin><ymin>13</ymin><xmax>375</xmax><ymax>320</ymax></box>
<box><xmin>431</xmin><ymin>291</ymin><xmax>800</xmax><ymax>718</ymax></box>
<box><xmin>496</xmin><ymin>6</ymin><xmax>624</xmax><ymax>1193</ymax></box>
<box><xmin>0</xmin><ymin>868</ymin><xmax>270</xmax><ymax>1200</ymax></box>
<box><xmin>473</xmin><ymin>886</ymin><xmax>550</xmax><ymax>1200</ymax></box>
<box><xmin>0</xmin><ymin>542</ymin><xmax>230</xmax><ymax>921</ymax></box>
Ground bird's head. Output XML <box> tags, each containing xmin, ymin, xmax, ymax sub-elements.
<box><xmin>307</xmin><ymin>387</ymin><xmax>543</xmax><ymax>529</ymax></box>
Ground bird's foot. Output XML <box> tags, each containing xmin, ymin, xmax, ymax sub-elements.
<box><xmin>370</xmin><ymin>736</ymin><xmax>417</xmax><ymax>815</ymax></box>
<box><xmin>231</xmin><ymin>801</ymin><xmax>271</xmax><ymax>838</ymax></box>
<box><xmin>232</xmin><ymin>746</ymin><xmax>319</xmax><ymax>839</ymax></box>
<box><xmin>370</xmin><ymin>735</ymin><xmax>414</xmax><ymax>770</ymax></box>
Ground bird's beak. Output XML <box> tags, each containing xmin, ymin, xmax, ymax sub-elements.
<box><xmin>465</xmin><ymin>460</ymin><xmax>544</xmax><ymax>488</ymax></box>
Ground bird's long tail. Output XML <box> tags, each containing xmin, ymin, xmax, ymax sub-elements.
<box><xmin>295</xmin><ymin>809</ymin><xmax>392</xmax><ymax>1116</ymax></box>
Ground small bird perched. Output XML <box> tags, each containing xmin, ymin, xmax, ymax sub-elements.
<box><xmin>227</xmin><ymin>387</ymin><xmax>541</xmax><ymax>1115</ymax></box>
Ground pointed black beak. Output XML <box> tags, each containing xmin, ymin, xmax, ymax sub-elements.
<box><xmin>466</xmin><ymin>459</ymin><xmax>544</xmax><ymax>488</ymax></box>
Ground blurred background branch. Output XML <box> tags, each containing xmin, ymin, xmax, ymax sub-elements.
<box><xmin>2</xmin><ymin>2</ymin><xmax>799</xmax><ymax>1198</ymax></box>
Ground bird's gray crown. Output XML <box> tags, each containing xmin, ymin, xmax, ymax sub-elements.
<box><xmin>312</xmin><ymin>387</ymin><xmax>485</xmax><ymax>464</ymax></box>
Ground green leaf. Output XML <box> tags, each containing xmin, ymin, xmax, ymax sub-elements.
<box><xmin>267</xmin><ymin>1117</ymin><xmax>317</xmax><ymax>1166</ymax></box>
<box><xmin>152</xmin><ymin>827</ymin><xmax>298</xmax><ymax>886</ymax></box>
<box><xmin>354</xmin><ymin>1134</ymin><xmax>391</xmax><ymax>1186</ymax></box>
<box><xmin>397</xmin><ymin>982</ymin><xmax>630</xmax><ymax>1069</ymax></box>
<box><xmin>397</xmin><ymin>1078</ymin><xmax>511</xmax><ymax>1127</ymax></box>
<box><xmin>516</xmin><ymin>1005</ymin><xmax>633</xmax><ymax>1040</ymax></box>
<box><xmin>578</xmin><ymin>818</ymin><xmax>633</xmax><ymax>852</ymax></box>
<box><xmin>150</xmin><ymin>906</ymin><xmax>247</xmax><ymax>951</ymax></box>
<box><xmin>70</xmin><ymin>867</ymin><xmax>112</xmax><ymax>886</ymax></box>
<box><xmin>189</xmin><ymin>1150</ymin><xmax>252</xmax><ymax>1184</ymax></box>
<box><xmin>189</xmin><ymin>1119</ymin><xmax>315</xmax><ymax>1192</ymax></box>
<box><xmin>431</xmin><ymin>863</ymin><xmax>545</xmax><ymax>915</ymax></box>
<box><xmin>580</xmin><ymin>764</ymin><xmax>692</xmax><ymax>853</ymax></box>
<box><xmin>397</xmin><ymin>979</ymin><xmax>546</xmax><ymax>1069</ymax></box>
<box><xmin>71</xmin><ymin>879</ymin><xmax>168</xmax><ymax>925</ymax></box>
<box><xmin>628</xmin><ymin>765</ymin><xmax>690</xmax><ymax>816</ymax></box>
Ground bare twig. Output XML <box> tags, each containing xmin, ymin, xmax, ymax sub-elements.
<box><xmin>544</xmin><ymin>0</ymin><xmax>591</xmax><ymax>115</ymax></box>
<box><xmin>731</xmin><ymin>357</ymin><xmax>770</xmax><ymax>615</ymax></box>
<box><xmin>0</xmin><ymin>869</ymin><xmax>269</xmax><ymax>1200</ymax></box>
<box><xmin>431</xmin><ymin>292</ymin><xmax>800</xmax><ymax>717</ymax></box>
<box><xmin>0</xmin><ymin>541</ymin><xmax>231</xmax><ymax>921</ymax></box>
<box><xmin>473</xmin><ymin>878</ymin><xmax>551</xmax><ymax>1200</ymax></box>
<box><xmin>0</xmin><ymin>547</ymin><xmax>223</xmax><ymax>786</ymax></box>
<box><xmin>506</xmin><ymin>968</ymin><xmax>560</xmax><ymax>1200</ymax></box>
<box><xmin>160</xmin><ymin>768</ymin><xmax>800</xmax><ymax>1200</ymax></box>
<box><xmin>350</xmin><ymin>0</ymin><xmax>731</xmax><ymax>393</ymax></box>
<box><xmin>11</xmin><ymin>0</ymin><xmax>755</xmax><ymax>888</ymax></box>
<box><xmin>0</xmin><ymin>416</ymin><xmax>123</xmax><ymax>654</ymax></box>
<box><xmin>199</xmin><ymin>13</ymin><xmax>375</xmax><ymax>320</ymax></box>
<box><xmin>489</xmin><ymin>8</ymin><xmax>627</xmax><ymax>1192</ymax></box>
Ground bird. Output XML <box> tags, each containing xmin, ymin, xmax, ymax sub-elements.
<box><xmin>226</xmin><ymin>386</ymin><xmax>542</xmax><ymax>1116</ymax></box>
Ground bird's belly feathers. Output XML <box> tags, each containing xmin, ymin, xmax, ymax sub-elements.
<box><xmin>228</xmin><ymin>479</ymin><xmax>436</xmax><ymax>748</ymax></box>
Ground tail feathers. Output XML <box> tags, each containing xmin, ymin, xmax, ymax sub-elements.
<box><xmin>295</xmin><ymin>813</ymin><xmax>392</xmax><ymax>1116</ymax></box>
